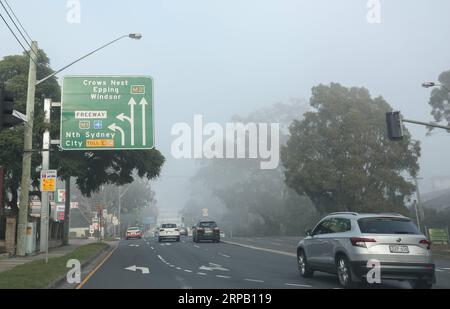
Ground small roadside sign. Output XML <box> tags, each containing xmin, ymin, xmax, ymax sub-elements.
<box><xmin>428</xmin><ymin>228</ymin><xmax>450</xmax><ymax>245</ymax></box>
<box><xmin>202</xmin><ymin>208</ymin><xmax>209</xmax><ymax>217</ymax></box>
<box><xmin>40</xmin><ymin>170</ymin><xmax>57</xmax><ymax>192</ymax></box>
<box><xmin>57</xmin><ymin>189</ymin><xmax>66</xmax><ymax>203</ymax></box>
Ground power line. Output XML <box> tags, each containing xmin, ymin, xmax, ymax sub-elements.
<box><xmin>0</xmin><ymin>0</ymin><xmax>38</xmax><ymax>59</ymax></box>
<box><xmin>4</xmin><ymin>0</ymin><xmax>32</xmax><ymax>42</ymax></box>
<box><xmin>0</xmin><ymin>10</ymin><xmax>38</xmax><ymax>67</ymax></box>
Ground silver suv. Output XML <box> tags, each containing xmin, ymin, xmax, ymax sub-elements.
<box><xmin>297</xmin><ymin>212</ymin><xmax>435</xmax><ymax>289</ymax></box>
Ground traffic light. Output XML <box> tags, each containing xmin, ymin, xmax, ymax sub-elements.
<box><xmin>386</xmin><ymin>111</ymin><xmax>404</xmax><ymax>141</ymax></box>
<box><xmin>0</xmin><ymin>87</ymin><xmax>23</xmax><ymax>130</ymax></box>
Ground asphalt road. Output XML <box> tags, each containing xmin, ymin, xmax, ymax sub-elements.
<box><xmin>80</xmin><ymin>236</ymin><xmax>450</xmax><ymax>289</ymax></box>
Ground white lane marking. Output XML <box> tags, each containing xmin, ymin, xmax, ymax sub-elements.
<box><xmin>216</xmin><ymin>275</ymin><xmax>231</xmax><ymax>279</ymax></box>
<box><xmin>169</xmin><ymin>265</ymin><xmax>175</xmax><ymax>268</ymax></box>
<box><xmin>184</xmin><ymin>270</ymin><xmax>193</xmax><ymax>273</ymax></box>
<box><xmin>194</xmin><ymin>245</ymin><xmax>200</xmax><ymax>248</ymax></box>
<box><xmin>285</xmin><ymin>283</ymin><xmax>312</xmax><ymax>288</ymax></box>
<box><xmin>199</xmin><ymin>263</ymin><xmax>230</xmax><ymax>272</ymax></box>
<box><xmin>441</xmin><ymin>268</ymin><xmax>450</xmax><ymax>270</ymax></box>
<box><xmin>436</xmin><ymin>269</ymin><xmax>444</xmax><ymax>272</ymax></box>
<box><xmin>244</xmin><ymin>279</ymin><xmax>264</xmax><ymax>283</ymax></box>
<box><xmin>150</xmin><ymin>247</ymin><xmax>154</xmax><ymax>250</ymax></box>
<box><xmin>219</xmin><ymin>253</ymin><xmax>231</xmax><ymax>258</ymax></box>
<box><xmin>197</xmin><ymin>272</ymin><xmax>207</xmax><ymax>276</ymax></box>
<box><xmin>125</xmin><ymin>265</ymin><xmax>150</xmax><ymax>274</ymax></box>
<box><xmin>176</xmin><ymin>267</ymin><xmax>182</xmax><ymax>270</ymax></box>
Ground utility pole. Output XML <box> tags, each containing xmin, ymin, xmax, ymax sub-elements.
<box><xmin>414</xmin><ymin>177</ymin><xmax>425</xmax><ymax>232</ymax></box>
<box><xmin>39</xmin><ymin>99</ymin><xmax>51</xmax><ymax>262</ymax></box>
<box><xmin>16</xmin><ymin>41</ymin><xmax>38</xmax><ymax>256</ymax></box>
<box><xmin>63</xmin><ymin>176</ymin><xmax>71</xmax><ymax>245</ymax></box>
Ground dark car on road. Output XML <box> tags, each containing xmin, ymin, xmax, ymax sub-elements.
<box><xmin>192</xmin><ymin>221</ymin><xmax>220</xmax><ymax>243</ymax></box>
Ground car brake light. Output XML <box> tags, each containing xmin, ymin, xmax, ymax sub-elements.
<box><xmin>420</xmin><ymin>239</ymin><xmax>431</xmax><ymax>250</ymax></box>
<box><xmin>350</xmin><ymin>237</ymin><xmax>376</xmax><ymax>248</ymax></box>
<box><xmin>214</xmin><ymin>227</ymin><xmax>219</xmax><ymax>231</ymax></box>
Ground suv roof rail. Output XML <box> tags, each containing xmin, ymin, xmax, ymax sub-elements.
<box><xmin>328</xmin><ymin>212</ymin><xmax>359</xmax><ymax>216</ymax></box>
<box><xmin>376</xmin><ymin>212</ymin><xmax>405</xmax><ymax>217</ymax></box>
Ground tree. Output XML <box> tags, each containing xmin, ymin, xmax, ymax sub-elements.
<box><xmin>0</xmin><ymin>51</ymin><xmax>60</xmax><ymax>214</ymax></box>
<box><xmin>282</xmin><ymin>83</ymin><xmax>421</xmax><ymax>215</ymax></box>
<box><xmin>427</xmin><ymin>69</ymin><xmax>450</xmax><ymax>127</ymax></box>
<box><xmin>187</xmin><ymin>99</ymin><xmax>318</xmax><ymax>236</ymax></box>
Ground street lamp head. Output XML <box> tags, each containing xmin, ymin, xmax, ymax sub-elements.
<box><xmin>129</xmin><ymin>33</ymin><xmax>143</xmax><ymax>40</ymax></box>
<box><xmin>422</xmin><ymin>82</ymin><xmax>437</xmax><ymax>89</ymax></box>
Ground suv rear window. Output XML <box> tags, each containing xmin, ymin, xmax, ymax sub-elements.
<box><xmin>161</xmin><ymin>224</ymin><xmax>177</xmax><ymax>228</ymax></box>
<box><xmin>199</xmin><ymin>222</ymin><xmax>217</xmax><ymax>228</ymax></box>
<box><xmin>358</xmin><ymin>217</ymin><xmax>420</xmax><ymax>235</ymax></box>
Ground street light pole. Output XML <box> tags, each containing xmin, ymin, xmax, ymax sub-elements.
<box><xmin>16</xmin><ymin>41</ymin><xmax>38</xmax><ymax>257</ymax></box>
<box><xmin>36</xmin><ymin>34</ymin><xmax>142</xmax><ymax>86</ymax></box>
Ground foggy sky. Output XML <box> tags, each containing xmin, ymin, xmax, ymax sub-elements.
<box><xmin>1</xmin><ymin>0</ymin><xmax>450</xmax><ymax>212</ymax></box>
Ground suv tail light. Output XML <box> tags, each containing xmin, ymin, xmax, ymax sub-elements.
<box><xmin>350</xmin><ymin>237</ymin><xmax>376</xmax><ymax>248</ymax></box>
<box><xmin>214</xmin><ymin>227</ymin><xmax>220</xmax><ymax>231</ymax></box>
<box><xmin>419</xmin><ymin>239</ymin><xmax>431</xmax><ymax>250</ymax></box>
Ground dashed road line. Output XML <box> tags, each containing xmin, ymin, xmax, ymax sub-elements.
<box><xmin>219</xmin><ymin>253</ymin><xmax>231</xmax><ymax>258</ymax></box>
<box><xmin>194</xmin><ymin>245</ymin><xmax>200</xmax><ymax>248</ymax></box>
<box><xmin>176</xmin><ymin>267</ymin><xmax>182</xmax><ymax>270</ymax></box>
<box><xmin>285</xmin><ymin>283</ymin><xmax>312</xmax><ymax>288</ymax></box>
<box><xmin>184</xmin><ymin>270</ymin><xmax>193</xmax><ymax>273</ymax></box>
<box><xmin>244</xmin><ymin>279</ymin><xmax>264</xmax><ymax>283</ymax></box>
<box><xmin>216</xmin><ymin>275</ymin><xmax>231</xmax><ymax>279</ymax></box>
<box><xmin>197</xmin><ymin>272</ymin><xmax>207</xmax><ymax>276</ymax></box>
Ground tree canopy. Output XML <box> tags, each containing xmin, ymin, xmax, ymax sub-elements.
<box><xmin>428</xmin><ymin>69</ymin><xmax>450</xmax><ymax>127</ymax></box>
<box><xmin>282</xmin><ymin>83</ymin><xmax>421</xmax><ymax>215</ymax></box>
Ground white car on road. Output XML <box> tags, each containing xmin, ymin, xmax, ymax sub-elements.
<box><xmin>158</xmin><ymin>223</ymin><xmax>180</xmax><ymax>242</ymax></box>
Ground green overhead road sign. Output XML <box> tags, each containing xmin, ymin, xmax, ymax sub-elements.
<box><xmin>61</xmin><ymin>76</ymin><xmax>154</xmax><ymax>150</ymax></box>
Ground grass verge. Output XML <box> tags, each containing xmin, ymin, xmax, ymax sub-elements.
<box><xmin>0</xmin><ymin>242</ymin><xmax>109</xmax><ymax>289</ymax></box>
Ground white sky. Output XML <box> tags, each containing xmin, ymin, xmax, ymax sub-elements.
<box><xmin>1</xmin><ymin>0</ymin><xmax>450</xmax><ymax>211</ymax></box>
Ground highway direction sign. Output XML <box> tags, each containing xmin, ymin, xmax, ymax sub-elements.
<box><xmin>60</xmin><ymin>76</ymin><xmax>154</xmax><ymax>150</ymax></box>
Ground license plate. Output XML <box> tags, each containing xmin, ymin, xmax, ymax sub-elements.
<box><xmin>389</xmin><ymin>245</ymin><xmax>409</xmax><ymax>254</ymax></box>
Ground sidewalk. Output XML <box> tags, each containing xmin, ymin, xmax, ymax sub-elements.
<box><xmin>0</xmin><ymin>239</ymin><xmax>97</xmax><ymax>274</ymax></box>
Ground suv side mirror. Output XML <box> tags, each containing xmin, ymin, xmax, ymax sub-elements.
<box><xmin>305</xmin><ymin>229</ymin><xmax>312</xmax><ymax>237</ymax></box>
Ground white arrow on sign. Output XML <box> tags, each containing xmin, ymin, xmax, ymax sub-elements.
<box><xmin>116</xmin><ymin>98</ymin><xmax>137</xmax><ymax>146</ymax></box>
<box><xmin>125</xmin><ymin>265</ymin><xmax>149</xmax><ymax>274</ymax></box>
<box><xmin>140</xmin><ymin>97</ymin><xmax>149</xmax><ymax>146</ymax></box>
<box><xmin>108</xmin><ymin>123</ymin><xmax>125</xmax><ymax>146</ymax></box>
<box><xmin>199</xmin><ymin>263</ymin><xmax>229</xmax><ymax>272</ymax></box>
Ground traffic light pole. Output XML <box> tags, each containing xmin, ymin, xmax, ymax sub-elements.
<box><xmin>40</xmin><ymin>98</ymin><xmax>51</xmax><ymax>263</ymax></box>
<box><xmin>16</xmin><ymin>41</ymin><xmax>38</xmax><ymax>257</ymax></box>
<box><xmin>402</xmin><ymin>119</ymin><xmax>450</xmax><ymax>131</ymax></box>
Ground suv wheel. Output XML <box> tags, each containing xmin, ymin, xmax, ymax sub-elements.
<box><xmin>297</xmin><ymin>250</ymin><xmax>314</xmax><ymax>278</ymax></box>
<box><xmin>336</xmin><ymin>255</ymin><xmax>354</xmax><ymax>288</ymax></box>
<box><xmin>410</xmin><ymin>280</ymin><xmax>433</xmax><ymax>289</ymax></box>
